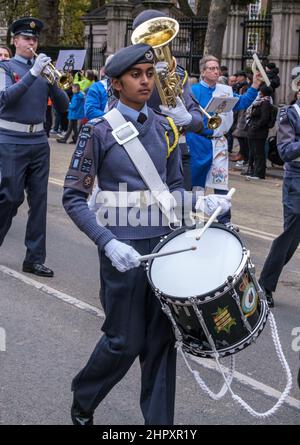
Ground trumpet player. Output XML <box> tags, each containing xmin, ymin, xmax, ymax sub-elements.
<box><xmin>0</xmin><ymin>17</ymin><xmax>69</xmax><ymax>277</ymax></box>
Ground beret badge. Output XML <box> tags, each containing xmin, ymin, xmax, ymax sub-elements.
<box><xmin>144</xmin><ymin>50</ymin><xmax>154</xmax><ymax>61</ymax></box>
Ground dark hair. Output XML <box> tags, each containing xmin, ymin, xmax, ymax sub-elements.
<box><xmin>260</xmin><ymin>84</ymin><xmax>273</xmax><ymax>96</ymax></box>
<box><xmin>266</xmin><ymin>62</ymin><xmax>276</xmax><ymax>70</ymax></box>
<box><xmin>0</xmin><ymin>45</ymin><xmax>12</xmax><ymax>58</ymax></box>
<box><xmin>234</xmin><ymin>70</ymin><xmax>247</xmax><ymax>78</ymax></box>
<box><xmin>86</xmin><ymin>70</ymin><xmax>94</xmax><ymax>81</ymax></box>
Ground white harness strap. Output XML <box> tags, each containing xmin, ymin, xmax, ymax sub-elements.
<box><xmin>103</xmin><ymin>108</ymin><xmax>180</xmax><ymax>226</ymax></box>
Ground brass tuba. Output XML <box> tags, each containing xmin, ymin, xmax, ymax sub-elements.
<box><xmin>131</xmin><ymin>17</ymin><xmax>182</xmax><ymax>108</ymax></box>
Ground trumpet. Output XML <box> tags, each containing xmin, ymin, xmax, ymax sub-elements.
<box><xmin>251</xmin><ymin>53</ymin><xmax>271</xmax><ymax>86</ymax></box>
<box><xmin>198</xmin><ymin>106</ymin><xmax>222</xmax><ymax>130</ymax></box>
<box><xmin>29</xmin><ymin>48</ymin><xmax>61</xmax><ymax>85</ymax></box>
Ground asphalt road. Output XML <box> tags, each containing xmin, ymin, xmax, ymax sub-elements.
<box><xmin>0</xmin><ymin>139</ymin><xmax>299</xmax><ymax>425</ymax></box>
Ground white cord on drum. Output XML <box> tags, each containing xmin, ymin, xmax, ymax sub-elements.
<box><xmin>179</xmin><ymin>346</ymin><xmax>236</xmax><ymax>400</ymax></box>
<box><xmin>180</xmin><ymin>312</ymin><xmax>293</xmax><ymax>418</ymax></box>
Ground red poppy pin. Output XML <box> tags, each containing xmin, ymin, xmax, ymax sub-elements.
<box><xmin>13</xmin><ymin>72</ymin><xmax>21</xmax><ymax>83</ymax></box>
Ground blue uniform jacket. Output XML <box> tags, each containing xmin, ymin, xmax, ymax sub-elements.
<box><xmin>84</xmin><ymin>81</ymin><xmax>107</xmax><ymax>120</ymax></box>
<box><xmin>0</xmin><ymin>57</ymin><xmax>69</xmax><ymax>144</ymax></box>
<box><xmin>277</xmin><ymin>102</ymin><xmax>300</xmax><ymax>179</ymax></box>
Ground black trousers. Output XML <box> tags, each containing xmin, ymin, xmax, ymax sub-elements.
<box><xmin>236</xmin><ymin>137</ymin><xmax>249</xmax><ymax>163</ymax></box>
<box><xmin>0</xmin><ymin>142</ymin><xmax>50</xmax><ymax>263</ymax></box>
<box><xmin>72</xmin><ymin>237</ymin><xmax>177</xmax><ymax>425</ymax></box>
<box><xmin>259</xmin><ymin>176</ymin><xmax>300</xmax><ymax>292</ymax></box>
<box><xmin>247</xmin><ymin>137</ymin><xmax>267</xmax><ymax>178</ymax></box>
<box><xmin>64</xmin><ymin>119</ymin><xmax>80</xmax><ymax>142</ymax></box>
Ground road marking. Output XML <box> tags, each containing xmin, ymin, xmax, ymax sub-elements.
<box><xmin>49</xmin><ymin>177</ymin><xmax>64</xmax><ymax>187</ymax></box>
<box><xmin>1</xmin><ymin>264</ymin><xmax>300</xmax><ymax>413</ymax></box>
<box><xmin>0</xmin><ymin>265</ymin><xmax>104</xmax><ymax>318</ymax></box>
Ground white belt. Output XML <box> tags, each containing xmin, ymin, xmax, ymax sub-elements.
<box><xmin>96</xmin><ymin>190</ymin><xmax>156</xmax><ymax>208</ymax></box>
<box><xmin>0</xmin><ymin>119</ymin><xmax>44</xmax><ymax>133</ymax></box>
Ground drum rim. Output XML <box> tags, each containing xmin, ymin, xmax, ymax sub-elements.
<box><xmin>182</xmin><ymin>300</ymin><xmax>269</xmax><ymax>358</ymax></box>
<box><xmin>148</xmin><ymin>223</ymin><xmax>247</xmax><ymax>303</ymax></box>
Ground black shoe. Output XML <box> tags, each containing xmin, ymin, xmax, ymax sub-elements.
<box><xmin>263</xmin><ymin>287</ymin><xmax>274</xmax><ymax>308</ymax></box>
<box><xmin>56</xmin><ymin>138</ymin><xmax>67</xmax><ymax>143</ymax></box>
<box><xmin>22</xmin><ymin>262</ymin><xmax>54</xmax><ymax>277</ymax></box>
<box><xmin>71</xmin><ymin>398</ymin><xmax>94</xmax><ymax>425</ymax></box>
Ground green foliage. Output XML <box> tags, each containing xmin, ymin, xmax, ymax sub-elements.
<box><xmin>59</xmin><ymin>0</ymin><xmax>91</xmax><ymax>46</ymax></box>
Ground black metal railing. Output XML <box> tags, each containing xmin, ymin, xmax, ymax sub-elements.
<box><xmin>241</xmin><ymin>14</ymin><xmax>272</xmax><ymax>68</ymax></box>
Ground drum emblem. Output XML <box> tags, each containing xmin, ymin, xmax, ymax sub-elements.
<box><xmin>240</xmin><ymin>274</ymin><xmax>258</xmax><ymax>317</ymax></box>
<box><xmin>213</xmin><ymin>307</ymin><xmax>236</xmax><ymax>334</ymax></box>
<box><xmin>241</xmin><ymin>284</ymin><xmax>257</xmax><ymax>317</ymax></box>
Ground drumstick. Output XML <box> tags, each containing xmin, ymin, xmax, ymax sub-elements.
<box><xmin>195</xmin><ymin>188</ymin><xmax>236</xmax><ymax>241</ymax></box>
<box><xmin>138</xmin><ymin>246</ymin><xmax>197</xmax><ymax>262</ymax></box>
<box><xmin>252</xmin><ymin>53</ymin><xmax>271</xmax><ymax>87</ymax></box>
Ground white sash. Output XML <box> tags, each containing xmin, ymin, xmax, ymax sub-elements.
<box><xmin>205</xmin><ymin>84</ymin><xmax>234</xmax><ymax>190</ymax></box>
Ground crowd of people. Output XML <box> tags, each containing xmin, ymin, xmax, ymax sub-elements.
<box><xmin>0</xmin><ymin>12</ymin><xmax>299</xmax><ymax>427</ymax></box>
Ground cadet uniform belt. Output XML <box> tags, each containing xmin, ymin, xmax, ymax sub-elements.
<box><xmin>0</xmin><ymin>118</ymin><xmax>44</xmax><ymax>133</ymax></box>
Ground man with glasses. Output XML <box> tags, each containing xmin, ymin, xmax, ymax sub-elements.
<box><xmin>186</xmin><ymin>55</ymin><xmax>262</xmax><ymax>228</ymax></box>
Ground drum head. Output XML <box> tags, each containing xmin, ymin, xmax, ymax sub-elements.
<box><xmin>150</xmin><ymin>226</ymin><xmax>243</xmax><ymax>299</ymax></box>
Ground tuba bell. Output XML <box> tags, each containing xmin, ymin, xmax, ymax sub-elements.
<box><xmin>131</xmin><ymin>17</ymin><xmax>182</xmax><ymax>108</ymax></box>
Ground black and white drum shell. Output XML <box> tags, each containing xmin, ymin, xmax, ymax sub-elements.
<box><xmin>147</xmin><ymin>224</ymin><xmax>269</xmax><ymax>358</ymax></box>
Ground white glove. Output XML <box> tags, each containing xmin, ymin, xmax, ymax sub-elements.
<box><xmin>155</xmin><ymin>61</ymin><xmax>169</xmax><ymax>78</ymax></box>
<box><xmin>159</xmin><ymin>97</ymin><xmax>192</xmax><ymax>127</ymax></box>
<box><xmin>195</xmin><ymin>194</ymin><xmax>231</xmax><ymax>217</ymax></box>
<box><xmin>104</xmin><ymin>239</ymin><xmax>141</xmax><ymax>273</ymax></box>
<box><xmin>30</xmin><ymin>53</ymin><xmax>51</xmax><ymax>77</ymax></box>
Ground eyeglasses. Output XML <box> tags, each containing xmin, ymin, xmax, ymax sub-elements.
<box><xmin>205</xmin><ymin>66</ymin><xmax>220</xmax><ymax>72</ymax></box>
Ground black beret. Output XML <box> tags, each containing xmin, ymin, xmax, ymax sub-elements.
<box><xmin>11</xmin><ymin>17</ymin><xmax>44</xmax><ymax>37</ymax></box>
<box><xmin>105</xmin><ymin>44</ymin><xmax>155</xmax><ymax>78</ymax></box>
<box><xmin>132</xmin><ymin>9</ymin><xmax>165</xmax><ymax>30</ymax></box>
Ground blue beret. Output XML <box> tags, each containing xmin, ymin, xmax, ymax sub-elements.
<box><xmin>11</xmin><ymin>17</ymin><xmax>44</xmax><ymax>37</ymax></box>
<box><xmin>133</xmin><ymin>9</ymin><xmax>165</xmax><ymax>30</ymax></box>
<box><xmin>105</xmin><ymin>44</ymin><xmax>155</xmax><ymax>78</ymax></box>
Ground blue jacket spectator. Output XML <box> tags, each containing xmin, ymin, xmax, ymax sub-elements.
<box><xmin>85</xmin><ymin>81</ymin><xmax>107</xmax><ymax>120</ymax></box>
<box><xmin>68</xmin><ymin>89</ymin><xmax>85</xmax><ymax>120</ymax></box>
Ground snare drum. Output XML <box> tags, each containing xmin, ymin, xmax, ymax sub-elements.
<box><xmin>147</xmin><ymin>224</ymin><xmax>269</xmax><ymax>358</ymax></box>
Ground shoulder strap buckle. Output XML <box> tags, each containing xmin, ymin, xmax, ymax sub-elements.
<box><xmin>111</xmin><ymin>121</ymin><xmax>139</xmax><ymax>145</ymax></box>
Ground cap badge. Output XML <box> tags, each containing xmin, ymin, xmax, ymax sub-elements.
<box><xmin>144</xmin><ymin>50</ymin><xmax>154</xmax><ymax>61</ymax></box>
<box><xmin>30</xmin><ymin>21</ymin><xmax>36</xmax><ymax>29</ymax></box>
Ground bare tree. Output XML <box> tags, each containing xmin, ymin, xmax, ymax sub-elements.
<box><xmin>203</xmin><ymin>0</ymin><xmax>231</xmax><ymax>59</ymax></box>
